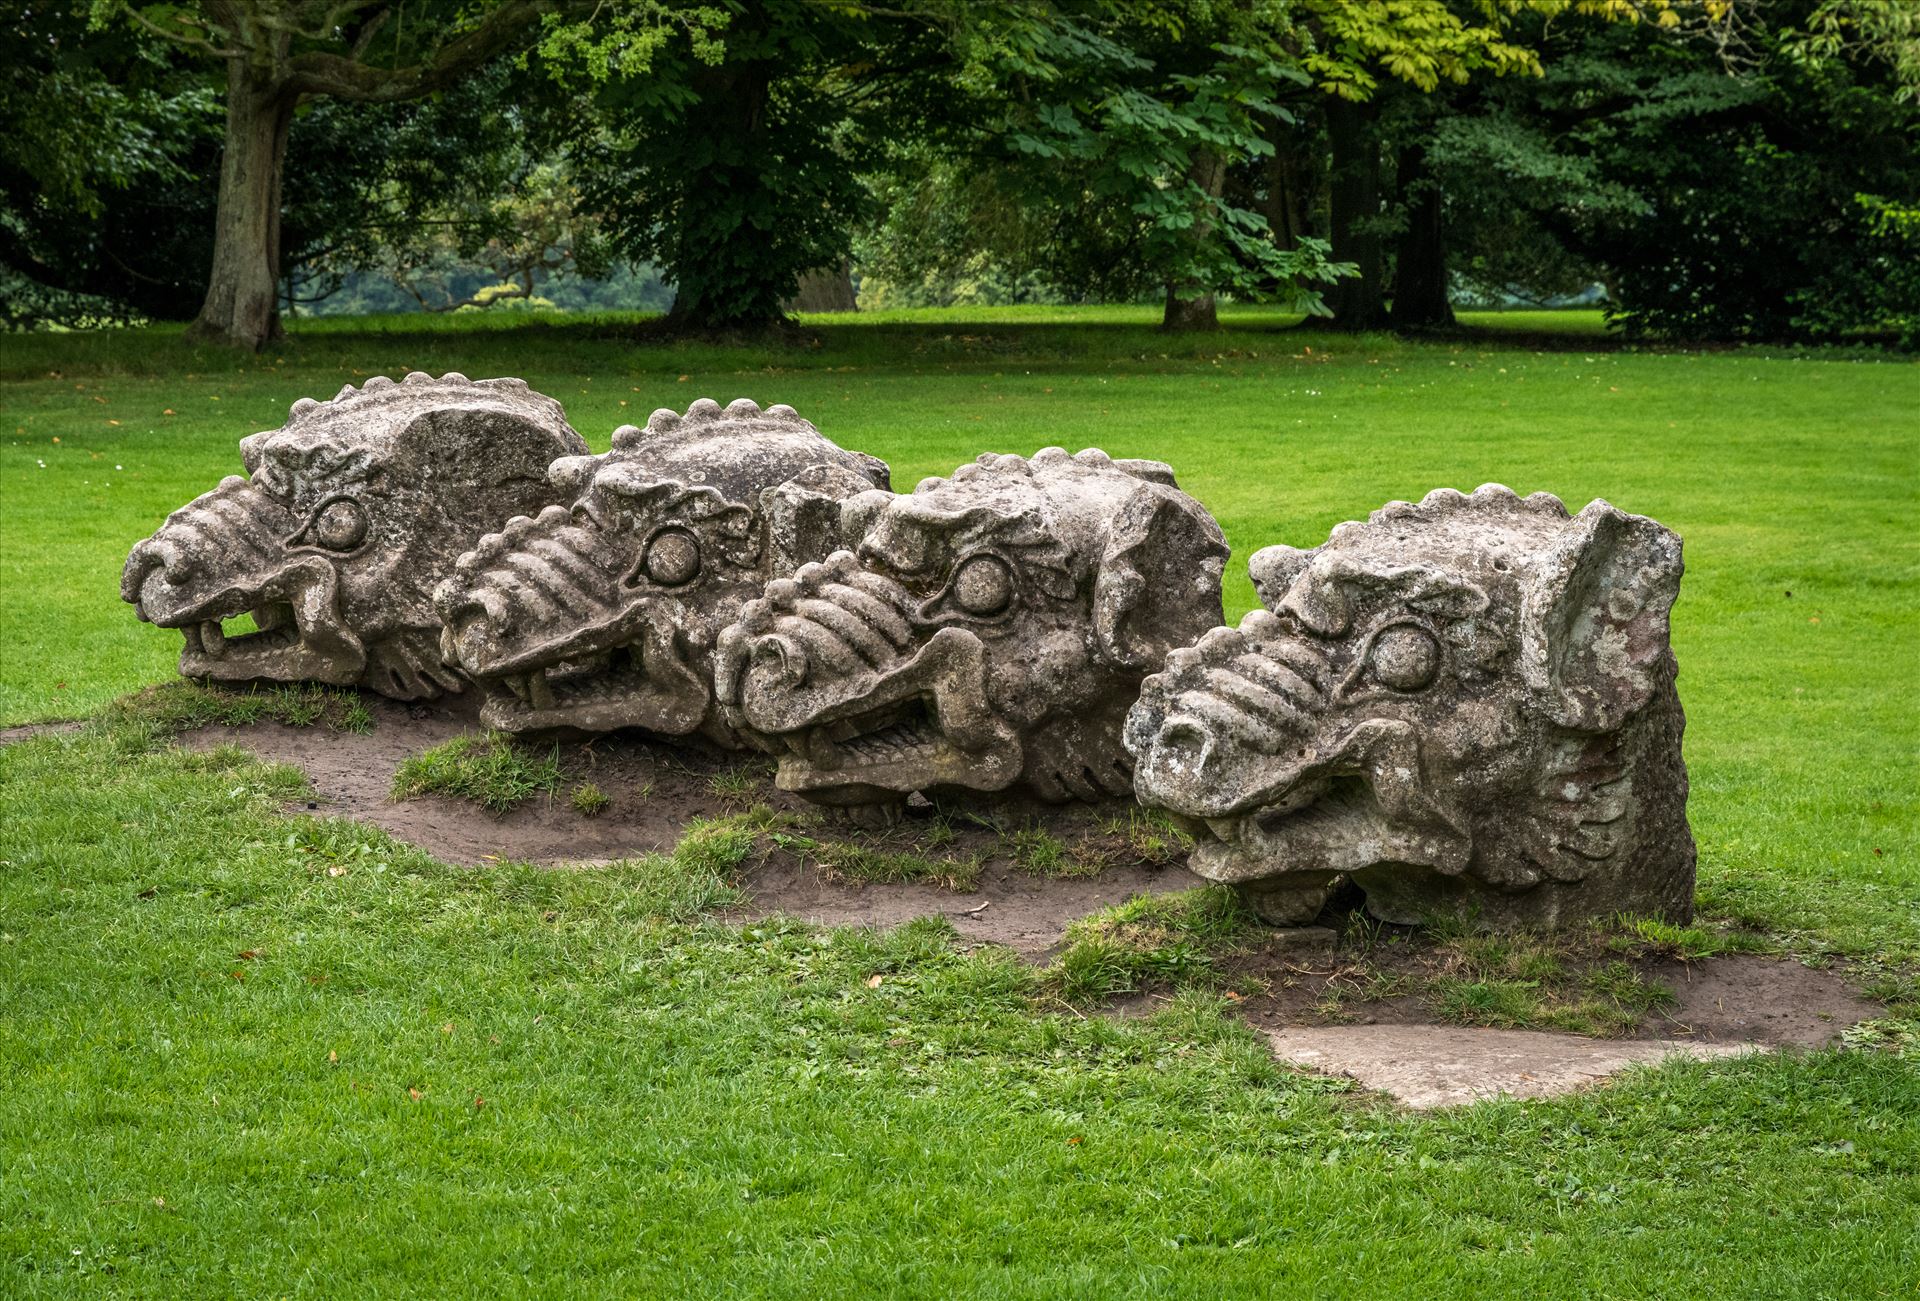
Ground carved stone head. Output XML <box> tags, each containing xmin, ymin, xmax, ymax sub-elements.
<box><xmin>1125</xmin><ymin>485</ymin><xmax>1692</xmax><ymax>929</ymax></box>
<box><xmin>714</xmin><ymin>447</ymin><xmax>1229</xmax><ymax>818</ymax></box>
<box><xmin>121</xmin><ymin>372</ymin><xmax>586</xmax><ymax>699</ymax></box>
<box><xmin>433</xmin><ymin>398</ymin><xmax>890</xmax><ymax>743</ymax></box>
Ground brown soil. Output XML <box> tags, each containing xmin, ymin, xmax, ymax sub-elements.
<box><xmin>0</xmin><ymin>721</ymin><xmax>81</xmax><ymax>747</ymax></box>
<box><xmin>1221</xmin><ymin>924</ymin><xmax>1881</xmax><ymax>1050</ymax></box>
<box><xmin>178</xmin><ymin>693</ymin><xmax>1203</xmax><ymax>955</ymax></box>
<box><xmin>172</xmin><ymin>693</ymin><xmax>1881</xmax><ymax>1058</ymax></box>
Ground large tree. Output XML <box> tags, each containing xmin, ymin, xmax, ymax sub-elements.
<box><xmin>98</xmin><ymin>0</ymin><xmax>569</xmax><ymax>348</ymax></box>
<box><xmin>537</xmin><ymin>0</ymin><xmax>947</xmax><ymax>331</ymax></box>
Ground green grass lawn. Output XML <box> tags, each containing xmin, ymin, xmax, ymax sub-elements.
<box><xmin>3</xmin><ymin>307</ymin><xmax>1918</xmax><ymax>1293</ymax></box>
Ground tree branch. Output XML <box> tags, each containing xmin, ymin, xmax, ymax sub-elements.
<box><xmin>282</xmin><ymin>0</ymin><xmax>563</xmax><ymax>100</ymax></box>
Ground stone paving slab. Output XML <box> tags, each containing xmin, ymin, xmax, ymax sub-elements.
<box><xmin>1267</xmin><ymin>1024</ymin><xmax>1757</xmax><ymax>1109</ymax></box>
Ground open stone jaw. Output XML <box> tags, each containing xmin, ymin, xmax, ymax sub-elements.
<box><xmin>713</xmin><ymin>446</ymin><xmax>1231</xmax><ymax>821</ymax></box>
<box><xmin>121</xmin><ymin>372</ymin><xmax>588</xmax><ymax>701</ymax></box>
<box><xmin>434</xmin><ymin>397</ymin><xmax>892</xmax><ymax>747</ymax></box>
<box><xmin>1126</xmin><ymin>483</ymin><xmax>1695</xmax><ymax>931</ymax></box>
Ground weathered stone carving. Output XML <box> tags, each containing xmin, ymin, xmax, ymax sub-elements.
<box><xmin>1126</xmin><ymin>485</ymin><xmax>1693</xmax><ymax>929</ymax></box>
<box><xmin>123</xmin><ymin>372</ymin><xmax>587</xmax><ymax>699</ymax></box>
<box><xmin>714</xmin><ymin>447</ymin><xmax>1229</xmax><ymax>819</ymax></box>
<box><xmin>434</xmin><ymin>398</ymin><xmax>890</xmax><ymax>742</ymax></box>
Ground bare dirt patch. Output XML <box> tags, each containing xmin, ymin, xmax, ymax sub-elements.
<box><xmin>178</xmin><ymin>693</ymin><xmax>1203</xmax><ymax>955</ymax></box>
<box><xmin>172</xmin><ymin>691</ymin><xmax>1885</xmax><ymax>1106</ymax></box>
<box><xmin>1223</xmin><ymin>926</ymin><xmax>1880</xmax><ymax>1049</ymax></box>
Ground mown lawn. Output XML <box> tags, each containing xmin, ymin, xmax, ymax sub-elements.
<box><xmin>2</xmin><ymin>307</ymin><xmax>1917</xmax><ymax>1294</ymax></box>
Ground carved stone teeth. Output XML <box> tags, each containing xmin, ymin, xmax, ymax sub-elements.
<box><xmin>201</xmin><ymin>620</ymin><xmax>227</xmax><ymax>657</ymax></box>
<box><xmin>527</xmin><ymin>672</ymin><xmax>556</xmax><ymax>711</ymax></box>
<box><xmin>504</xmin><ymin>674</ymin><xmax>531</xmax><ymax>704</ymax></box>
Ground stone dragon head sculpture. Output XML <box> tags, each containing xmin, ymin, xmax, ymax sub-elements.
<box><xmin>1126</xmin><ymin>484</ymin><xmax>1693</xmax><ymax>929</ymax></box>
<box><xmin>432</xmin><ymin>398</ymin><xmax>891</xmax><ymax>743</ymax></box>
<box><xmin>122</xmin><ymin>372</ymin><xmax>586</xmax><ymax>700</ymax></box>
<box><xmin>713</xmin><ymin>447</ymin><xmax>1229</xmax><ymax>820</ymax></box>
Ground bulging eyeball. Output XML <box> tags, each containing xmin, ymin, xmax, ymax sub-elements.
<box><xmin>643</xmin><ymin>528</ymin><xmax>701</xmax><ymax>586</ymax></box>
<box><xmin>1368</xmin><ymin>624</ymin><xmax>1440</xmax><ymax>691</ymax></box>
<box><xmin>950</xmin><ymin>554</ymin><xmax>1013</xmax><ymax>616</ymax></box>
<box><xmin>310</xmin><ymin>499</ymin><xmax>368</xmax><ymax>551</ymax></box>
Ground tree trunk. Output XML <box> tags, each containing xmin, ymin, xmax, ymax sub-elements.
<box><xmin>1162</xmin><ymin>148</ymin><xmax>1225</xmax><ymax>331</ymax></box>
<box><xmin>786</xmin><ymin>262</ymin><xmax>858</xmax><ymax>312</ymax></box>
<box><xmin>1262</xmin><ymin>110</ymin><xmax>1314</xmax><ymax>253</ymax></box>
<box><xmin>188</xmin><ymin>59</ymin><xmax>297</xmax><ymax>350</ymax></box>
<box><xmin>1324</xmin><ymin>96</ymin><xmax>1389</xmax><ymax>331</ymax></box>
<box><xmin>1389</xmin><ymin>143</ymin><xmax>1454</xmax><ymax>330</ymax></box>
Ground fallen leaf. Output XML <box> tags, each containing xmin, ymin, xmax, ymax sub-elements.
<box><xmin>163</xmin><ymin>409</ymin><xmax>175</xmax><ymax>416</ymax></box>
<box><xmin>327</xmin><ymin>1049</ymin><xmax>338</xmax><ymax>1064</ymax></box>
<box><xmin>677</xmin><ymin>374</ymin><xmax>690</xmax><ymax>382</ymax></box>
<box><xmin>408</xmin><ymin>1087</ymin><xmax>423</xmax><ymax>1101</ymax></box>
<box><xmin>327</xmin><ymin>865</ymin><xmax>347</xmax><ymax>877</ymax></box>
<box><xmin>473</xmin><ymin>1096</ymin><xmax>486</xmax><ymax>1110</ymax></box>
<box><xmin>441</xmin><ymin>1023</ymin><xmax>454</xmax><ymax>1035</ymax></box>
<box><xmin>1067</xmin><ymin>1136</ymin><xmax>1084</xmax><ymax>1146</ymax></box>
<box><xmin>237</xmin><ymin>949</ymin><xmax>259</xmax><ymax>960</ymax></box>
<box><xmin>865</xmin><ymin>974</ymin><xmax>884</xmax><ymax>988</ymax></box>
<box><xmin>1223</xmin><ymin>990</ymin><xmax>1244</xmax><ymax>1002</ymax></box>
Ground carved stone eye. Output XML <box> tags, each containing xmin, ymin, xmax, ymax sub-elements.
<box><xmin>1368</xmin><ymin>624</ymin><xmax>1440</xmax><ymax>691</ymax></box>
<box><xmin>643</xmin><ymin>528</ymin><xmax>701</xmax><ymax>586</ymax></box>
<box><xmin>309</xmin><ymin>498</ymin><xmax>368</xmax><ymax>551</ymax></box>
<box><xmin>951</xmin><ymin>554</ymin><xmax>1013</xmax><ymax>616</ymax></box>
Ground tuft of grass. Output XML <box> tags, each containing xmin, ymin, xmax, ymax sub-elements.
<box><xmin>707</xmin><ymin>765</ymin><xmax>763</xmax><ymax>805</ymax></box>
<box><xmin>338</xmin><ymin>696</ymin><xmax>375</xmax><ymax>735</ymax></box>
<box><xmin>1432</xmin><ymin>977</ymin><xmax>1546</xmax><ymax>1028</ymax></box>
<box><xmin>1841</xmin><ymin>1017</ymin><xmax>1919</xmax><ymax>1054</ymax></box>
<box><xmin>1045</xmin><ymin>888</ymin><xmax>1258</xmax><ymax>1004</ymax></box>
<box><xmin>1006</xmin><ymin>826</ymin><xmax>1119</xmax><ymax>879</ymax></box>
<box><xmin>807</xmin><ymin>837</ymin><xmax>984</xmax><ymax>891</ymax></box>
<box><xmin>93</xmin><ymin>681</ymin><xmax>368</xmax><ymax>736</ymax></box>
<box><xmin>1099</xmin><ymin>806</ymin><xmax>1195</xmax><ymax>866</ymax></box>
<box><xmin>570</xmin><ymin>781</ymin><xmax>611</xmax><ymax>817</ymax></box>
<box><xmin>1606</xmin><ymin>914</ymin><xmax>1775</xmax><ymax>961</ymax></box>
<box><xmin>390</xmin><ymin>733</ymin><xmax>562</xmax><ymax>812</ymax></box>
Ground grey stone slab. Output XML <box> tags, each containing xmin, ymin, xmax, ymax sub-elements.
<box><xmin>1267</xmin><ymin>1024</ymin><xmax>1754</xmax><ymax>1109</ymax></box>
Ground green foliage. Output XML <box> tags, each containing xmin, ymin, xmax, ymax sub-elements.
<box><xmin>570</xmin><ymin>781</ymin><xmax>611</xmax><ymax>816</ymax></box>
<box><xmin>542</xmin><ymin>0</ymin><xmax>944</xmax><ymax>328</ymax></box>
<box><xmin>1436</xmin><ymin>7</ymin><xmax>1920</xmax><ymax>343</ymax></box>
<box><xmin>390</xmin><ymin>734</ymin><xmax>562</xmax><ymax>813</ymax></box>
<box><xmin>934</xmin><ymin>7</ymin><xmax>1349</xmax><ymax>314</ymax></box>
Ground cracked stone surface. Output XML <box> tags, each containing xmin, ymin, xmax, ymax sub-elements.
<box><xmin>1128</xmin><ymin>484</ymin><xmax>1694</xmax><ymax>929</ymax></box>
<box><xmin>1267</xmin><ymin>1025</ymin><xmax>1753</xmax><ymax>1109</ymax></box>
<box><xmin>433</xmin><ymin>398</ymin><xmax>890</xmax><ymax>745</ymax></box>
<box><xmin>122</xmin><ymin>372</ymin><xmax>587</xmax><ymax>700</ymax></box>
<box><xmin>713</xmin><ymin>446</ymin><xmax>1229</xmax><ymax>820</ymax></box>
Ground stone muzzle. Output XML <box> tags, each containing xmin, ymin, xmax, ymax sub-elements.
<box><xmin>121</xmin><ymin>476</ymin><xmax>364</xmax><ymax>683</ymax></box>
<box><xmin>716</xmin><ymin>551</ymin><xmax>1021</xmax><ymax>798</ymax></box>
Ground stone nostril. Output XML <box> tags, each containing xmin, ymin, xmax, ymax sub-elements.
<box><xmin>753</xmin><ymin>635</ymin><xmax>807</xmax><ymax>688</ymax></box>
<box><xmin>1153</xmin><ymin>717</ymin><xmax>1215</xmax><ymax>771</ymax></box>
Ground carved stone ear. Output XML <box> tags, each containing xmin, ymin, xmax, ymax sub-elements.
<box><xmin>1249</xmin><ymin>543</ymin><xmax>1313</xmax><ymax>609</ymax></box>
<box><xmin>762</xmin><ymin>463</ymin><xmax>897</xmax><ymax>574</ymax></box>
<box><xmin>239</xmin><ymin>430</ymin><xmax>271</xmax><ymax>476</ymax></box>
<box><xmin>548</xmin><ymin>453</ymin><xmax>601</xmax><ymax>497</ymax></box>
<box><xmin>1092</xmin><ymin>483</ymin><xmax>1229</xmax><ymax>671</ymax></box>
<box><xmin>1522</xmin><ymin>500</ymin><xmax>1683</xmax><ymax>732</ymax></box>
